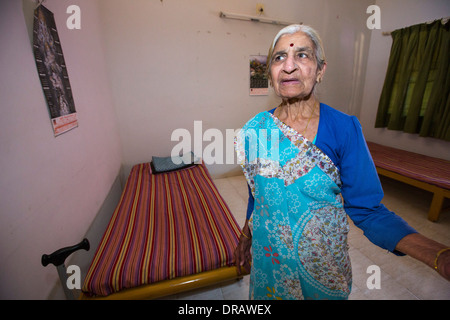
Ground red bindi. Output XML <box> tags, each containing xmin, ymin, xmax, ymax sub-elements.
<box><xmin>290</xmin><ymin>43</ymin><xmax>294</xmax><ymax>47</ymax></box>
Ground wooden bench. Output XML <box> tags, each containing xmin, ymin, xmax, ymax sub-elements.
<box><xmin>366</xmin><ymin>142</ymin><xmax>450</xmax><ymax>222</ymax></box>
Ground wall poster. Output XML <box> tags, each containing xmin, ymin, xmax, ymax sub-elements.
<box><xmin>249</xmin><ymin>55</ymin><xmax>268</xmax><ymax>96</ymax></box>
<box><xmin>33</xmin><ymin>5</ymin><xmax>78</xmax><ymax>136</ymax></box>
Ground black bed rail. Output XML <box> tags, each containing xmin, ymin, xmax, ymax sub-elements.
<box><xmin>42</xmin><ymin>238</ymin><xmax>90</xmax><ymax>299</ymax></box>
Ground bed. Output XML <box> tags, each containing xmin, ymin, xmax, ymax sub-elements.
<box><xmin>78</xmin><ymin>159</ymin><xmax>244</xmax><ymax>299</ymax></box>
<box><xmin>367</xmin><ymin>141</ymin><xmax>450</xmax><ymax>222</ymax></box>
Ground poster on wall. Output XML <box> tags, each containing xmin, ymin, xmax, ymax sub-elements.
<box><xmin>249</xmin><ymin>55</ymin><xmax>268</xmax><ymax>96</ymax></box>
<box><xmin>33</xmin><ymin>5</ymin><xmax>78</xmax><ymax>137</ymax></box>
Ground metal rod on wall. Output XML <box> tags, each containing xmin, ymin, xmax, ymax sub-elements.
<box><xmin>382</xmin><ymin>16</ymin><xmax>449</xmax><ymax>36</ymax></box>
<box><xmin>220</xmin><ymin>11</ymin><xmax>300</xmax><ymax>26</ymax></box>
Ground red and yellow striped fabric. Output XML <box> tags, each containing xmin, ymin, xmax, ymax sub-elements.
<box><xmin>82</xmin><ymin>163</ymin><xmax>241</xmax><ymax>297</ymax></box>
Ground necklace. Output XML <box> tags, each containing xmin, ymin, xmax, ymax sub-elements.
<box><xmin>302</xmin><ymin>101</ymin><xmax>318</xmax><ymax>136</ymax></box>
<box><xmin>275</xmin><ymin>101</ymin><xmax>319</xmax><ymax>137</ymax></box>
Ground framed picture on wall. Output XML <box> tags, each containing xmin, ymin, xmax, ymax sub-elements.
<box><xmin>33</xmin><ymin>5</ymin><xmax>78</xmax><ymax>137</ymax></box>
<box><xmin>249</xmin><ymin>55</ymin><xmax>268</xmax><ymax>96</ymax></box>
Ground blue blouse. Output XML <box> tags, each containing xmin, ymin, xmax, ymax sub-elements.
<box><xmin>245</xmin><ymin>103</ymin><xmax>416</xmax><ymax>254</ymax></box>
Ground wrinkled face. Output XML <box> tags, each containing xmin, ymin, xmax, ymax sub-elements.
<box><xmin>269</xmin><ymin>31</ymin><xmax>325</xmax><ymax>100</ymax></box>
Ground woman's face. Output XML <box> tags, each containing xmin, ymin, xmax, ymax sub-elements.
<box><xmin>269</xmin><ymin>31</ymin><xmax>325</xmax><ymax>100</ymax></box>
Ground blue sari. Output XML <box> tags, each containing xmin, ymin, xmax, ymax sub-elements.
<box><xmin>236</xmin><ymin>111</ymin><xmax>352</xmax><ymax>300</ymax></box>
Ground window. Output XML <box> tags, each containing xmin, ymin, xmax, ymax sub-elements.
<box><xmin>375</xmin><ymin>19</ymin><xmax>449</xmax><ymax>141</ymax></box>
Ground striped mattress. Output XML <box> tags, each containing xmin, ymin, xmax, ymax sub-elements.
<box><xmin>367</xmin><ymin>142</ymin><xmax>450</xmax><ymax>190</ymax></box>
<box><xmin>82</xmin><ymin>162</ymin><xmax>241</xmax><ymax>297</ymax></box>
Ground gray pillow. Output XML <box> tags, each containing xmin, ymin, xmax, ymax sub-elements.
<box><xmin>151</xmin><ymin>152</ymin><xmax>198</xmax><ymax>173</ymax></box>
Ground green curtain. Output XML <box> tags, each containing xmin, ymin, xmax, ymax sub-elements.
<box><xmin>375</xmin><ymin>20</ymin><xmax>450</xmax><ymax>141</ymax></box>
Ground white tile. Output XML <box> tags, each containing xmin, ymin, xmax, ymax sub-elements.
<box><xmin>175</xmin><ymin>286</ymin><xmax>224</xmax><ymax>300</ymax></box>
<box><xmin>220</xmin><ymin>276</ymin><xmax>250</xmax><ymax>300</ymax></box>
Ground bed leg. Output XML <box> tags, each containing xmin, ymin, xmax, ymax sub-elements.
<box><xmin>428</xmin><ymin>190</ymin><xmax>444</xmax><ymax>222</ymax></box>
<box><xmin>42</xmin><ymin>238</ymin><xmax>90</xmax><ymax>300</ymax></box>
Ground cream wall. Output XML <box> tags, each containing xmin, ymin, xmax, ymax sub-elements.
<box><xmin>0</xmin><ymin>1</ymin><xmax>122</xmax><ymax>299</ymax></box>
<box><xmin>360</xmin><ymin>0</ymin><xmax>450</xmax><ymax>159</ymax></box>
<box><xmin>99</xmin><ymin>0</ymin><xmax>373</xmax><ymax>179</ymax></box>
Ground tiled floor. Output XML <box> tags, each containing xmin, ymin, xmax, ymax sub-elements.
<box><xmin>170</xmin><ymin>174</ymin><xmax>450</xmax><ymax>300</ymax></box>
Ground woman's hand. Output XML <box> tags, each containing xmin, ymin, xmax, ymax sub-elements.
<box><xmin>234</xmin><ymin>220</ymin><xmax>252</xmax><ymax>276</ymax></box>
<box><xmin>396</xmin><ymin>233</ymin><xmax>450</xmax><ymax>281</ymax></box>
<box><xmin>436</xmin><ymin>249</ymin><xmax>450</xmax><ymax>281</ymax></box>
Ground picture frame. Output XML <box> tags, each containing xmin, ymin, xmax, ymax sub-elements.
<box><xmin>33</xmin><ymin>5</ymin><xmax>78</xmax><ymax>136</ymax></box>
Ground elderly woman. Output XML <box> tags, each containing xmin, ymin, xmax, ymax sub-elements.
<box><xmin>234</xmin><ymin>24</ymin><xmax>449</xmax><ymax>300</ymax></box>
